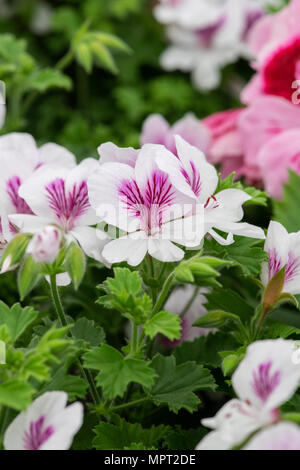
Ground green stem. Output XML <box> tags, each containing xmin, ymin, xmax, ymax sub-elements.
<box><xmin>56</xmin><ymin>49</ymin><xmax>74</xmax><ymax>71</ymax></box>
<box><xmin>130</xmin><ymin>321</ymin><xmax>139</xmax><ymax>355</ymax></box>
<box><xmin>256</xmin><ymin>304</ymin><xmax>269</xmax><ymax>336</ymax></box>
<box><xmin>152</xmin><ymin>271</ymin><xmax>175</xmax><ymax>315</ymax></box>
<box><xmin>49</xmin><ymin>274</ymin><xmax>101</xmax><ymax>406</ymax></box>
<box><xmin>110</xmin><ymin>397</ymin><xmax>149</xmax><ymax>412</ymax></box>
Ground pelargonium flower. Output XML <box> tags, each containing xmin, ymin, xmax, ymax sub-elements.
<box><xmin>261</xmin><ymin>221</ymin><xmax>300</xmax><ymax>295</ymax></box>
<box><xmin>242</xmin><ymin>0</ymin><xmax>300</xmax><ymax>104</ymax></box>
<box><xmin>27</xmin><ymin>225</ymin><xmax>62</xmax><ymax>264</ymax></box>
<box><xmin>161</xmin><ymin>285</ymin><xmax>209</xmax><ymax>348</ymax></box>
<box><xmin>4</xmin><ymin>391</ymin><xmax>83</xmax><ymax>450</ymax></box>
<box><xmin>238</xmin><ymin>95</ymin><xmax>300</xmax><ymax>192</ymax></box>
<box><xmin>197</xmin><ymin>339</ymin><xmax>300</xmax><ymax>450</ymax></box>
<box><xmin>156</xmin><ymin>135</ymin><xmax>265</xmax><ymax>245</ymax></box>
<box><xmin>88</xmin><ymin>143</ymin><xmax>203</xmax><ymax>266</ymax></box>
<box><xmin>9</xmin><ymin>158</ymin><xmax>110</xmax><ymax>265</ymax></box>
<box><xmin>141</xmin><ymin>113</ymin><xmax>210</xmax><ymax>156</ymax></box>
<box><xmin>243</xmin><ymin>422</ymin><xmax>300</xmax><ymax>450</ymax></box>
<box><xmin>154</xmin><ymin>0</ymin><xmax>267</xmax><ymax>91</ymax></box>
<box><xmin>203</xmin><ymin>109</ymin><xmax>246</xmax><ymax>180</ymax></box>
<box><xmin>0</xmin><ymin>133</ymin><xmax>76</xmax><ymax>250</ymax></box>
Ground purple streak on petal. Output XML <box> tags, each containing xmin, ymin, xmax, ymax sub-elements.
<box><xmin>242</xmin><ymin>9</ymin><xmax>264</xmax><ymax>41</ymax></box>
<box><xmin>252</xmin><ymin>361</ymin><xmax>281</xmax><ymax>403</ymax></box>
<box><xmin>285</xmin><ymin>251</ymin><xmax>300</xmax><ymax>283</ymax></box>
<box><xmin>23</xmin><ymin>415</ymin><xmax>55</xmax><ymax>450</ymax></box>
<box><xmin>46</xmin><ymin>178</ymin><xmax>90</xmax><ymax>230</ymax></box>
<box><xmin>268</xmin><ymin>248</ymin><xmax>283</xmax><ymax>281</ymax></box>
<box><xmin>180</xmin><ymin>160</ymin><xmax>201</xmax><ymax>197</ymax></box>
<box><xmin>6</xmin><ymin>176</ymin><xmax>34</xmax><ymax>214</ymax></box>
<box><xmin>118</xmin><ymin>170</ymin><xmax>175</xmax><ymax>233</ymax></box>
<box><xmin>194</xmin><ymin>16</ymin><xmax>226</xmax><ymax>47</ymax></box>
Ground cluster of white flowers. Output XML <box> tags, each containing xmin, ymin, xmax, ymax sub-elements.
<box><xmin>0</xmin><ymin>132</ymin><xmax>264</xmax><ymax>273</ymax></box>
<box><xmin>154</xmin><ymin>0</ymin><xmax>281</xmax><ymax>91</ymax></box>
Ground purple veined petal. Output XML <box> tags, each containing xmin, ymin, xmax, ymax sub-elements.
<box><xmin>23</xmin><ymin>415</ymin><xmax>55</xmax><ymax>450</ymax></box>
<box><xmin>261</xmin><ymin>221</ymin><xmax>290</xmax><ymax>288</ymax></box>
<box><xmin>232</xmin><ymin>339</ymin><xmax>300</xmax><ymax>411</ymax></box>
<box><xmin>4</xmin><ymin>392</ymin><xmax>83</xmax><ymax>451</ymax></box>
<box><xmin>140</xmin><ymin>114</ymin><xmax>170</xmax><ymax>147</ymax></box>
<box><xmin>6</xmin><ymin>175</ymin><xmax>34</xmax><ymax>214</ymax></box>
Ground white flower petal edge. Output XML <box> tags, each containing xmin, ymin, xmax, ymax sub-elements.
<box><xmin>196</xmin><ymin>339</ymin><xmax>300</xmax><ymax>450</ymax></box>
<box><xmin>243</xmin><ymin>422</ymin><xmax>300</xmax><ymax>450</ymax></box>
<box><xmin>4</xmin><ymin>391</ymin><xmax>83</xmax><ymax>450</ymax></box>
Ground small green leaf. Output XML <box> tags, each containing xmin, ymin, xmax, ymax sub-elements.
<box><xmin>222</xmin><ymin>354</ymin><xmax>240</xmax><ymax>376</ymax></box>
<box><xmin>144</xmin><ymin>311</ymin><xmax>181</xmax><ymax>341</ymax></box>
<box><xmin>146</xmin><ymin>355</ymin><xmax>216</xmax><ymax>414</ymax></box>
<box><xmin>18</xmin><ymin>255</ymin><xmax>43</xmax><ymax>300</ymax></box>
<box><xmin>75</xmin><ymin>43</ymin><xmax>93</xmax><ymax>73</ymax></box>
<box><xmin>65</xmin><ymin>242</ymin><xmax>86</xmax><ymax>290</ymax></box>
<box><xmin>92</xmin><ymin>32</ymin><xmax>131</xmax><ymax>54</ymax></box>
<box><xmin>90</xmin><ymin>41</ymin><xmax>118</xmax><ymax>74</ymax></box>
<box><xmin>0</xmin><ymin>301</ymin><xmax>38</xmax><ymax>342</ymax></box>
<box><xmin>0</xmin><ymin>380</ymin><xmax>34</xmax><ymax>410</ymax></box>
<box><xmin>27</xmin><ymin>68</ymin><xmax>72</xmax><ymax>92</ymax></box>
<box><xmin>193</xmin><ymin>310</ymin><xmax>240</xmax><ymax>328</ymax></box>
<box><xmin>71</xmin><ymin>318</ymin><xmax>105</xmax><ymax>347</ymax></box>
<box><xmin>1</xmin><ymin>234</ymin><xmax>30</xmax><ymax>272</ymax></box>
<box><xmin>83</xmin><ymin>344</ymin><xmax>156</xmax><ymax>399</ymax></box>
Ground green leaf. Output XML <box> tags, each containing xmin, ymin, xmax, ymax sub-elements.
<box><xmin>0</xmin><ymin>302</ymin><xmax>38</xmax><ymax>342</ymax></box>
<box><xmin>144</xmin><ymin>311</ymin><xmax>181</xmax><ymax>340</ymax></box>
<box><xmin>0</xmin><ymin>380</ymin><xmax>34</xmax><ymax>410</ymax></box>
<box><xmin>173</xmin><ymin>332</ymin><xmax>239</xmax><ymax>368</ymax></box>
<box><xmin>38</xmin><ymin>365</ymin><xmax>88</xmax><ymax>400</ymax></box>
<box><xmin>274</xmin><ymin>171</ymin><xmax>300</xmax><ymax>232</ymax></box>
<box><xmin>146</xmin><ymin>355</ymin><xmax>216</xmax><ymax>414</ymax></box>
<box><xmin>90</xmin><ymin>41</ymin><xmax>118</xmax><ymax>74</ymax></box>
<box><xmin>164</xmin><ymin>426</ymin><xmax>207</xmax><ymax>450</ymax></box>
<box><xmin>0</xmin><ymin>234</ymin><xmax>30</xmax><ymax>272</ymax></box>
<box><xmin>83</xmin><ymin>345</ymin><xmax>156</xmax><ymax>399</ymax></box>
<box><xmin>18</xmin><ymin>255</ymin><xmax>43</xmax><ymax>300</ymax></box>
<box><xmin>64</xmin><ymin>242</ymin><xmax>86</xmax><ymax>290</ymax></box>
<box><xmin>216</xmin><ymin>173</ymin><xmax>268</xmax><ymax>207</ymax></box>
<box><xmin>222</xmin><ymin>354</ymin><xmax>240</xmax><ymax>376</ymax></box>
<box><xmin>93</xmin><ymin>418</ymin><xmax>168</xmax><ymax>450</ymax></box>
<box><xmin>71</xmin><ymin>318</ymin><xmax>105</xmax><ymax>347</ymax></box>
<box><xmin>92</xmin><ymin>32</ymin><xmax>131</xmax><ymax>54</ymax></box>
<box><xmin>27</xmin><ymin>68</ymin><xmax>72</xmax><ymax>92</ymax></box>
<box><xmin>204</xmin><ymin>288</ymin><xmax>253</xmax><ymax>322</ymax></box>
<box><xmin>75</xmin><ymin>43</ymin><xmax>93</xmax><ymax>73</ymax></box>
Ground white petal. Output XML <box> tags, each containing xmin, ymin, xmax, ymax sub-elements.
<box><xmin>9</xmin><ymin>214</ymin><xmax>53</xmax><ymax>233</ymax></box>
<box><xmin>98</xmin><ymin>142</ymin><xmax>138</xmax><ymax>167</ymax></box>
<box><xmin>38</xmin><ymin>143</ymin><xmax>76</xmax><ymax>169</ymax></box>
<box><xmin>71</xmin><ymin>226</ymin><xmax>110</xmax><ymax>266</ymax></box>
<box><xmin>102</xmin><ymin>233</ymin><xmax>148</xmax><ymax>267</ymax></box>
<box><xmin>243</xmin><ymin>422</ymin><xmax>300</xmax><ymax>450</ymax></box>
<box><xmin>210</xmin><ymin>189</ymin><xmax>251</xmax><ymax>222</ymax></box>
<box><xmin>196</xmin><ymin>431</ymin><xmax>231</xmax><ymax>450</ymax></box>
<box><xmin>148</xmin><ymin>238</ymin><xmax>184</xmax><ymax>263</ymax></box>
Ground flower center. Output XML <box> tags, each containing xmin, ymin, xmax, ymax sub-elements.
<box><xmin>252</xmin><ymin>360</ymin><xmax>281</xmax><ymax>403</ymax></box>
<box><xmin>45</xmin><ymin>178</ymin><xmax>90</xmax><ymax>231</ymax></box>
<box><xmin>118</xmin><ymin>170</ymin><xmax>175</xmax><ymax>234</ymax></box>
<box><xmin>23</xmin><ymin>415</ymin><xmax>55</xmax><ymax>450</ymax></box>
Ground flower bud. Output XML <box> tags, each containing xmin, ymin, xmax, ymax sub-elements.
<box><xmin>28</xmin><ymin>226</ymin><xmax>62</xmax><ymax>264</ymax></box>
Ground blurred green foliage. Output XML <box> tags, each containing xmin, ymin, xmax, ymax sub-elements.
<box><xmin>0</xmin><ymin>0</ymin><xmax>248</xmax><ymax>158</ymax></box>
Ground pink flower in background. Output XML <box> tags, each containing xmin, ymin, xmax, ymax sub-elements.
<box><xmin>261</xmin><ymin>221</ymin><xmax>300</xmax><ymax>295</ymax></box>
<box><xmin>161</xmin><ymin>285</ymin><xmax>209</xmax><ymax>348</ymax></box>
<box><xmin>239</xmin><ymin>96</ymin><xmax>300</xmax><ymax>194</ymax></box>
<box><xmin>242</xmin><ymin>0</ymin><xmax>300</xmax><ymax>104</ymax></box>
<box><xmin>203</xmin><ymin>109</ymin><xmax>245</xmax><ymax>179</ymax></box>
<box><xmin>4</xmin><ymin>392</ymin><xmax>83</xmax><ymax>450</ymax></box>
<box><xmin>243</xmin><ymin>422</ymin><xmax>300</xmax><ymax>450</ymax></box>
<box><xmin>197</xmin><ymin>339</ymin><xmax>300</xmax><ymax>450</ymax></box>
<box><xmin>141</xmin><ymin>113</ymin><xmax>211</xmax><ymax>156</ymax></box>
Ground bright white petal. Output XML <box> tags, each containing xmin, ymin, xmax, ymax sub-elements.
<box><xmin>148</xmin><ymin>238</ymin><xmax>184</xmax><ymax>263</ymax></box>
<box><xmin>38</xmin><ymin>143</ymin><xmax>76</xmax><ymax>169</ymax></box>
<box><xmin>71</xmin><ymin>226</ymin><xmax>110</xmax><ymax>266</ymax></box>
<box><xmin>98</xmin><ymin>142</ymin><xmax>138</xmax><ymax>167</ymax></box>
<box><xmin>102</xmin><ymin>233</ymin><xmax>148</xmax><ymax>267</ymax></box>
<box><xmin>243</xmin><ymin>422</ymin><xmax>300</xmax><ymax>450</ymax></box>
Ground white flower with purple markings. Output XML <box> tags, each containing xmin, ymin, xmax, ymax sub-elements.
<box><xmin>4</xmin><ymin>391</ymin><xmax>83</xmax><ymax>450</ymax></box>
<box><xmin>27</xmin><ymin>225</ymin><xmax>62</xmax><ymax>264</ymax></box>
<box><xmin>197</xmin><ymin>339</ymin><xmax>300</xmax><ymax>450</ymax></box>
<box><xmin>9</xmin><ymin>158</ymin><xmax>110</xmax><ymax>265</ymax></box>
<box><xmin>156</xmin><ymin>135</ymin><xmax>265</xmax><ymax>245</ymax></box>
<box><xmin>261</xmin><ymin>221</ymin><xmax>300</xmax><ymax>295</ymax></box>
<box><xmin>88</xmin><ymin>142</ymin><xmax>206</xmax><ymax>266</ymax></box>
<box><xmin>0</xmin><ymin>133</ymin><xmax>76</xmax><ymax>250</ymax></box>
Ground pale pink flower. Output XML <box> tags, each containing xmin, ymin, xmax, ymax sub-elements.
<box><xmin>243</xmin><ymin>422</ymin><xmax>300</xmax><ymax>450</ymax></box>
<box><xmin>261</xmin><ymin>221</ymin><xmax>300</xmax><ymax>295</ymax></box>
<box><xmin>4</xmin><ymin>391</ymin><xmax>83</xmax><ymax>450</ymax></box>
<box><xmin>197</xmin><ymin>339</ymin><xmax>300</xmax><ymax>450</ymax></box>
<box><xmin>141</xmin><ymin>113</ymin><xmax>210</xmax><ymax>156</ymax></box>
<box><xmin>242</xmin><ymin>0</ymin><xmax>300</xmax><ymax>104</ymax></box>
